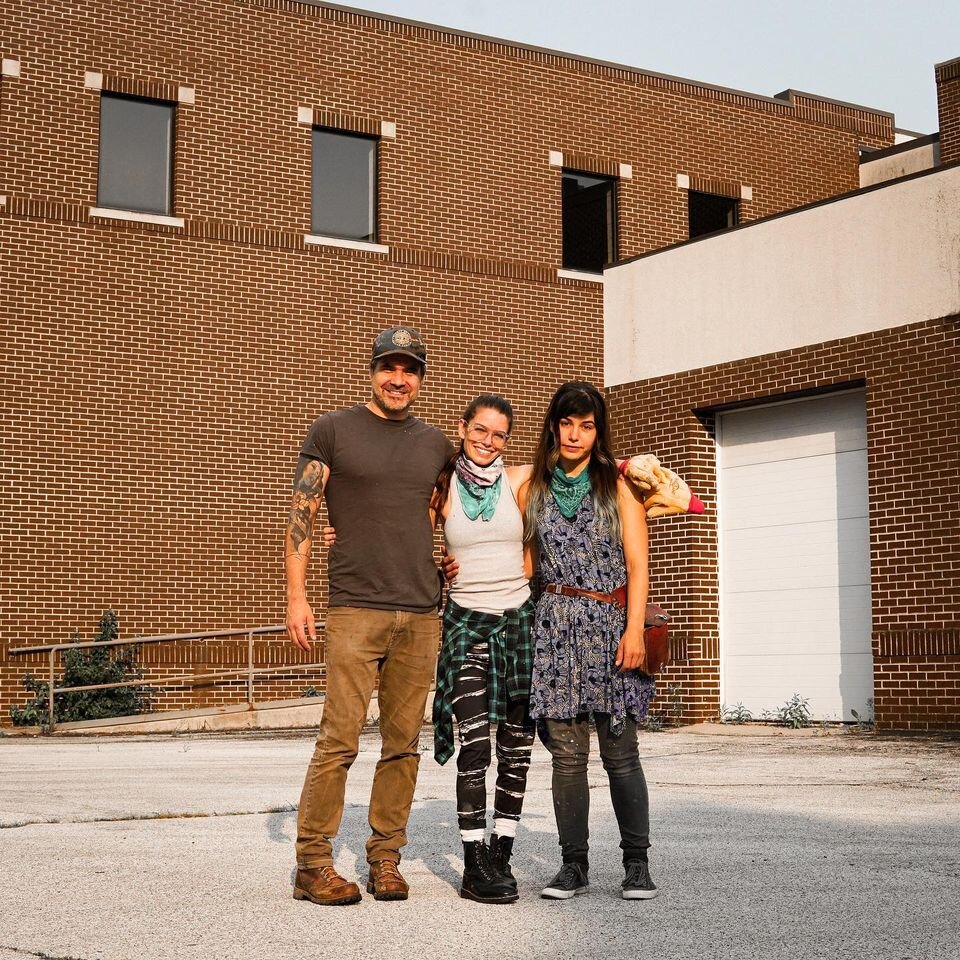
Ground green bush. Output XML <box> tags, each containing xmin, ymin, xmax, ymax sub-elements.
<box><xmin>643</xmin><ymin>683</ymin><xmax>684</xmax><ymax>731</ymax></box>
<box><xmin>850</xmin><ymin>698</ymin><xmax>875</xmax><ymax>730</ymax></box>
<box><xmin>10</xmin><ymin>610</ymin><xmax>151</xmax><ymax>728</ymax></box>
<box><xmin>720</xmin><ymin>701</ymin><xmax>753</xmax><ymax>724</ymax></box>
<box><xmin>762</xmin><ymin>692</ymin><xmax>812</xmax><ymax>729</ymax></box>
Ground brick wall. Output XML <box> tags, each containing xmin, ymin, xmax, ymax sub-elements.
<box><xmin>0</xmin><ymin>0</ymin><xmax>893</xmax><ymax>723</ymax></box>
<box><xmin>936</xmin><ymin>57</ymin><xmax>960</xmax><ymax>165</ymax></box>
<box><xmin>608</xmin><ymin>316</ymin><xmax>960</xmax><ymax>732</ymax></box>
<box><xmin>0</xmin><ymin>0</ymin><xmax>892</xmax><ymax>257</ymax></box>
<box><xmin>0</xmin><ymin>221</ymin><xmax>604</xmax><ymax>718</ymax></box>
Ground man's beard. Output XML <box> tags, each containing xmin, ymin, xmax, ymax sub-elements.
<box><xmin>372</xmin><ymin>387</ymin><xmax>414</xmax><ymax>415</ymax></box>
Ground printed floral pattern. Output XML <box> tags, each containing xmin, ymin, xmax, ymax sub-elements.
<box><xmin>530</xmin><ymin>494</ymin><xmax>655</xmax><ymax>733</ymax></box>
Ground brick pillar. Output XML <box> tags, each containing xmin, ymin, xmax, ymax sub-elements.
<box><xmin>936</xmin><ymin>56</ymin><xmax>960</xmax><ymax>165</ymax></box>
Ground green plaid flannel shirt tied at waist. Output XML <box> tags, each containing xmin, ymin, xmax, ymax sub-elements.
<box><xmin>432</xmin><ymin>596</ymin><xmax>535</xmax><ymax>765</ymax></box>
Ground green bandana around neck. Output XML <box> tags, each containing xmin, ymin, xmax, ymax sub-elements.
<box><xmin>456</xmin><ymin>472</ymin><xmax>502</xmax><ymax>522</ymax></box>
<box><xmin>550</xmin><ymin>465</ymin><xmax>592</xmax><ymax>518</ymax></box>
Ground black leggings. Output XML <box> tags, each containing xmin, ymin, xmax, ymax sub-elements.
<box><xmin>540</xmin><ymin>713</ymin><xmax>650</xmax><ymax>865</ymax></box>
<box><xmin>452</xmin><ymin>642</ymin><xmax>536</xmax><ymax>831</ymax></box>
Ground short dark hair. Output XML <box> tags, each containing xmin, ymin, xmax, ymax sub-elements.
<box><xmin>461</xmin><ymin>394</ymin><xmax>514</xmax><ymax>432</ymax></box>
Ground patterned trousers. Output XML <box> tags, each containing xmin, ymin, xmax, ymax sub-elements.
<box><xmin>452</xmin><ymin>642</ymin><xmax>536</xmax><ymax>831</ymax></box>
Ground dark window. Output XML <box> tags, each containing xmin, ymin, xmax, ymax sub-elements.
<box><xmin>562</xmin><ymin>169</ymin><xmax>617</xmax><ymax>272</ymax></box>
<box><xmin>98</xmin><ymin>93</ymin><xmax>175</xmax><ymax>215</ymax></box>
<box><xmin>688</xmin><ymin>191</ymin><xmax>739</xmax><ymax>239</ymax></box>
<box><xmin>311</xmin><ymin>128</ymin><xmax>378</xmax><ymax>242</ymax></box>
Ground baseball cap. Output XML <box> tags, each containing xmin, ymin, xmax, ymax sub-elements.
<box><xmin>371</xmin><ymin>326</ymin><xmax>427</xmax><ymax>371</ymax></box>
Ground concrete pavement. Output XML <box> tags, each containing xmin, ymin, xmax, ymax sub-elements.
<box><xmin>1</xmin><ymin>726</ymin><xmax>958</xmax><ymax>960</ymax></box>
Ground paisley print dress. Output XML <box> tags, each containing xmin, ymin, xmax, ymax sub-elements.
<box><xmin>529</xmin><ymin>493</ymin><xmax>655</xmax><ymax>733</ymax></box>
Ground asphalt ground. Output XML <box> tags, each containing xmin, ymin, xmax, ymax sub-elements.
<box><xmin>1</xmin><ymin>726</ymin><xmax>958</xmax><ymax>960</ymax></box>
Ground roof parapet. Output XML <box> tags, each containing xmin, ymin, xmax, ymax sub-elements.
<box><xmin>774</xmin><ymin>90</ymin><xmax>894</xmax><ymax>139</ymax></box>
<box><xmin>275</xmin><ymin>1</ymin><xmax>894</xmax><ymax>139</ymax></box>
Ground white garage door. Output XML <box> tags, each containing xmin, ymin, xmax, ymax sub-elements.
<box><xmin>718</xmin><ymin>390</ymin><xmax>873</xmax><ymax>721</ymax></box>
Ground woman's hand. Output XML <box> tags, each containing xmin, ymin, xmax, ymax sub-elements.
<box><xmin>615</xmin><ymin>628</ymin><xmax>647</xmax><ymax>672</ymax></box>
<box><xmin>618</xmin><ymin>477</ymin><xmax>649</xmax><ymax>661</ymax></box>
<box><xmin>440</xmin><ymin>546</ymin><xmax>459</xmax><ymax>582</ymax></box>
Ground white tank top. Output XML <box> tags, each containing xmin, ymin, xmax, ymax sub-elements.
<box><xmin>443</xmin><ymin>476</ymin><xmax>531</xmax><ymax>615</ymax></box>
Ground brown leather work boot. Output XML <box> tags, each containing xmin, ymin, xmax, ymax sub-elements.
<box><xmin>293</xmin><ymin>866</ymin><xmax>362</xmax><ymax>906</ymax></box>
<box><xmin>366</xmin><ymin>859</ymin><xmax>409</xmax><ymax>901</ymax></box>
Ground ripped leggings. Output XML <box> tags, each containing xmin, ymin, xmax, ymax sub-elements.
<box><xmin>452</xmin><ymin>642</ymin><xmax>536</xmax><ymax>831</ymax></box>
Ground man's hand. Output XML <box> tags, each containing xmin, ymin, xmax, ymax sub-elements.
<box><xmin>440</xmin><ymin>546</ymin><xmax>459</xmax><ymax>583</ymax></box>
<box><xmin>615</xmin><ymin>629</ymin><xmax>646</xmax><ymax>672</ymax></box>
<box><xmin>287</xmin><ymin>595</ymin><xmax>317</xmax><ymax>652</ymax></box>
<box><xmin>321</xmin><ymin>525</ymin><xmax>336</xmax><ymax>546</ymax></box>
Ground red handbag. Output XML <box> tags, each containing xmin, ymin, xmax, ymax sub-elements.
<box><xmin>641</xmin><ymin>604</ymin><xmax>671</xmax><ymax>675</ymax></box>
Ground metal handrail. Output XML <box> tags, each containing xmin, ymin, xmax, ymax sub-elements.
<box><xmin>9</xmin><ymin>624</ymin><xmax>326</xmax><ymax>732</ymax></box>
<box><xmin>10</xmin><ymin>624</ymin><xmax>289</xmax><ymax>655</ymax></box>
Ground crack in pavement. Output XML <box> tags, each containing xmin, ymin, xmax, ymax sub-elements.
<box><xmin>653</xmin><ymin>780</ymin><xmax>899</xmax><ymax>788</ymax></box>
<box><xmin>649</xmin><ymin>777</ymin><xmax>949</xmax><ymax>788</ymax></box>
<box><xmin>0</xmin><ymin>946</ymin><xmax>93</xmax><ymax>960</ymax></box>
<box><xmin>5</xmin><ymin>771</ymin><xmax>950</xmax><ymax>829</ymax></box>
<box><xmin>0</xmin><ymin>804</ymin><xmax>297</xmax><ymax>830</ymax></box>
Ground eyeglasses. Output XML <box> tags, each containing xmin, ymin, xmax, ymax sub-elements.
<box><xmin>465</xmin><ymin>423</ymin><xmax>510</xmax><ymax>447</ymax></box>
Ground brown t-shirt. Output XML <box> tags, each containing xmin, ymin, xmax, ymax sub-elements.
<box><xmin>299</xmin><ymin>404</ymin><xmax>454</xmax><ymax>613</ymax></box>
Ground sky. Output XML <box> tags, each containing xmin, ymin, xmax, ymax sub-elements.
<box><xmin>350</xmin><ymin>0</ymin><xmax>958</xmax><ymax>134</ymax></box>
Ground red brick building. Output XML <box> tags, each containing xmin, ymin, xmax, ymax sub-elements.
<box><xmin>606</xmin><ymin>60</ymin><xmax>960</xmax><ymax>732</ymax></box>
<box><xmin>0</xmin><ymin>1</ymin><xmax>910</xmax><ymax>725</ymax></box>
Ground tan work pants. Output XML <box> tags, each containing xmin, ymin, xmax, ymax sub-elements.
<box><xmin>296</xmin><ymin>606</ymin><xmax>439</xmax><ymax>867</ymax></box>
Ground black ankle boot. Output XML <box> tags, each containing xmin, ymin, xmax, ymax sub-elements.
<box><xmin>488</xmin><ymin>834</ymin><xmax>518</xmax><ymax>894</ymax></box>
<box><xmin>460</xmin><ymin>840</ymin><xmax>518</xmax><ymax>904</ymax></box>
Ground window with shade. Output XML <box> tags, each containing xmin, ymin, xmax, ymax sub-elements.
<box><xmin>311</xmin><ymin>128</ymin><xmax>378</xmax><ymax>242</ymax></box>
<box><xmin>98</xmin><ymin>93</ymin><xmax>175</xmax><ymax>215</ymax></box>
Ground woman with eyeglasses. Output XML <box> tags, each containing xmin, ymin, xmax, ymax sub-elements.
<box><xmin>429</xmin><ymin>394</ymin><xmax>539</xmax><ymax>904</ymax></box>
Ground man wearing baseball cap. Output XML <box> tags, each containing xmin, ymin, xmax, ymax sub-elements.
<box><xmin>286</xmin><ymin>326</ymin><xmax>453</xmax><ymax>906</ymax></box>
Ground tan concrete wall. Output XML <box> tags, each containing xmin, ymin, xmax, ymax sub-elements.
<box><xmin>604</xmin><ymin>164</ymin><xmax>960</xmax><ymax>386</ymax></box>
<box><xmin>859</xmin><ymin>140</ymin><xmax>940</xmax><ymax>187</ymax></box>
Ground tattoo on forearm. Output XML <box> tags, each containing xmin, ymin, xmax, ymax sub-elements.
<box><xmin>288</xmin><ymin>494</ymin><xmax>313</xmax><ymax>554</ymax></box>
<box><xmin>286</xmin><ymin>461</ymin><xmax>326</xmax><ymax>557</ymax></box>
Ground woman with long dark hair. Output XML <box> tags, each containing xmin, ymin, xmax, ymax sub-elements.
<box><xmin>524</xmin><ymin>381</ymin><xmax>659</xmax><ymax>902</ymax></box>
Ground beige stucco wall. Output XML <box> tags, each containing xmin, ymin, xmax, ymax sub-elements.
<box><xmin>860</xmin><ymin>140</ymin><xmax>940</xmax><ymax>187</ymax></box>
<box><xmin>604</xmin><ymin>164</ymin><xmax>960</xmax><ymax>386</ymax></box>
